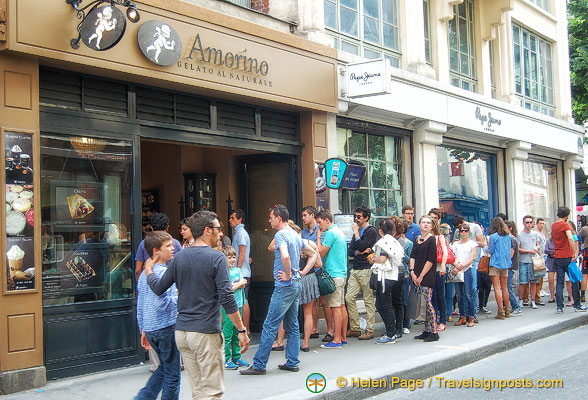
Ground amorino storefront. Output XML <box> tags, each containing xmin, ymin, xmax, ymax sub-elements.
<box><xmin>0</xmin><ymin>0</ymin><xmax>337</xmax><ymax>391</ymax></box>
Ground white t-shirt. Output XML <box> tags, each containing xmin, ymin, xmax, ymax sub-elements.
<box><xmin>452</xmin><ymin>240</ymin><xmax>478</xmax><ymax>270</ymax></box>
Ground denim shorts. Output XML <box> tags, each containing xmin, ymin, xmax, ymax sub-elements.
<box><xmin>519</xmin><ymin>262</ymin><xmax>540</xmax><ymax>284</ymax></box>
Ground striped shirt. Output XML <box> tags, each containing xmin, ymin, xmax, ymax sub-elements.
<box><xmin>137</xmin><ymin>263</ymin><xmax>177</xmax><ymax>332</ymax></box>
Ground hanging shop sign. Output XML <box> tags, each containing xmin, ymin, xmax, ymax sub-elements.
<box><xmin>340</xmin><ymin>161</ymin><xmax>366</xmax><ymax>190</ymax></box>
<box><xmin>138</xmin><ymin>20</ymin><xmax>182</xmax><ymax>66</ymax></box>
<box><xmin>346</xmin><ymin>58</ymin><xmax>391</xmax><ymax>98</ymax></box>
<box><xmin>324</xmin><ymin>158</ymin><xmax>366</xmax><ymax>190</ymax></box>
<box><xmin>80</xmin><ymin>5</ymin><xmax>127</xmax><ymax>51</ymax></box>
<box><xmin>4</xmin><ymin>131</ymin><xmax>36</xmax><ymax>291</ymax></box>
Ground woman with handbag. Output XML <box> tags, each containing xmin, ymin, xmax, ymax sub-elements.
<box><xmin>505</xmin><ymin>220</ymin><xmax>523</xmax><ymax>315</ymax></box>
<box><xmin>369</xmin><ymin>219</ymin><xmax>405</xmax><ymax>344</ymax></box>
<box><xmin>429</xmin><ymin>214</ymin><xmax>449</xmax><ymax>332</ymax></box>
<box><xmin>410</xmin><ymin>215</ymin><xmax>439</xmax><ymax>342</ymax></box>
<box><xmin>450</xmin><ymin>223</ymin><xmax>478</xmax><ymax>327</ymax></box>
<box><xmin>487</xmin><ymin>217</ymin><xmax>513</xmax><ymax>319</ymax></box>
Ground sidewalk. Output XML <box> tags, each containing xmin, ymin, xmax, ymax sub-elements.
<box><xmin>4</xmin><ymin>301</ymin><xmax>588</xmax><ymax>400</ymax></box>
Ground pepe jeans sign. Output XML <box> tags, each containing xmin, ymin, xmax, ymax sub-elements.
<box><xmin>475</xmin><ymin>106</ymin><xmax>502</xmax><ymax>133</ymax></box>
<box><xmin>346</xmin><ymin>59</ymin><xmax>391</xmax><ymax>98</ymax></box>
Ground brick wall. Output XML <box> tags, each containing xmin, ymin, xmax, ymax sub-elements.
<box><xmin>251</xmin><ymin>0</ymin><xmax>269</xmax><ymax>13</ymax></box>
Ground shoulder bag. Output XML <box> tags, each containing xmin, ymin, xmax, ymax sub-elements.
<box><xmin>436</xmin><ymin>236</ymin><xmax>456</xmax><ymax>264</ymax></box>
<box><xmin>316</xmin><ymin>269</ymin><xmax>336</xmax><ymax>296</ymax></box>
<box><xmin>478</xmin><ymin>255</ymin><xmax>490</xmax><ymax>273</ymax></box>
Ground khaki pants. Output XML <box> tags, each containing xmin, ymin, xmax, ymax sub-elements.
<box><xmin>345</xmin><ymin>269</ymin><xmax>375</xmax><ymax>333</ymax></box>
<box><xmin>175</xmin><ymin>330</ymin><xmax>224</xmax><ymax>400</ymax></box>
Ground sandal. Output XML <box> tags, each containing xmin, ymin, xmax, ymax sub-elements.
<box><xmin>321</xmin><ymin>333</ymin><xmax>334</xmax><ymax>343</ymax></box>
<box><xmin>271</xmin><ymin>345</ymin><xmax>284</xmax><ymax>351</ymax></box>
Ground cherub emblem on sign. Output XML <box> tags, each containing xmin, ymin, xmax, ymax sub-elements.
<box><xmin>145</xmin><ymin>24</ymin><xmax>176</xmax><ymax>63</ymax></box>
<box><xmin>87</xmin><ymin>7</ymin><xmax>118</xmax><ymax>50</ymax></box>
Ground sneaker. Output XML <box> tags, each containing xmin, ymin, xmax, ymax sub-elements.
<box><xmin>375</xmin><ymin>335</ymin><xmax>398</xmax><ymax>344</ymax></box>
<box><xmin>341</xmin><ymin>340</ymin><xmax>348</xmax><ymax>346</ymax></box>
<box><xmin>403</xmin><ymin>328</ymin><xmax>410</xmax><ymax>334</ymax></box>
<box><xmin>413</xmin><ymin>320</ymin><xmax>424</xmax><ymax>325</ymax></box>
<box><xmin>512</xmin><ymin>308</ymin><xmax>523</xmax><ymax>316</ymax></box>
<box><xmin>320</xmin><ymin>341</ymin><xmax>343</xmax><ymax>349</ymax></box>
<box><xmin>556</xmin><ymin>308</ymin><xmax>564</xmax><ymax>314</ymax></box>
<box><xmin>423</xmin><ymin>333</ymin><xmax>440</xmax><ymax>342</ymax></box>
<box><xmin>278</xmin><ymin>363</ymin><xmax>299</xmax><ymax>372</ymax></box>
<box><xmin>540</xmin><ymin>290</ymin><xmax>548</xmax><ymax>297</ymax></box>
<box><xmin>522</xmin><ymin>300</ymin><xmax>530</xmax><ymax>307</ymax></box>
<box><xmin>536</xmin><ymin>300</ymin><xmax>545</xmax><ymax>306</ymax></box>
<box><xmin>481</xmin><ymin>307</ymin><xmax>492</xmax><ymax>314</ymax></box>
<box><xmin>234</xmin><ymin>359</ymin><xmax>250</xmax><ymax>368</ymax></box>
<box><xmin>531</xmin><ymin>301</ymin><xmax>538</xmax><ymax>309</ymax></box>
<box><xmin>414</xmin><ymin>331</ymin><xmax>430</xmax><ymax>340</ymax></box>
<box><xmin>574</xmin><ymin>305</ymin><xmax>588</xmax><ymax>312</ymax></box>
<box><xmin>239</xmin><ymin>366</ymin><xmax>266</xmax><ymax>375</ymax></box>
<box><xmin>225</xmin><ymin>360</ymin><xmax>238</xmax><ymax>370</ymax></box>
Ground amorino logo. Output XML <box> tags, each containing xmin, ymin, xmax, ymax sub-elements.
<box><xmin>185</xmin><ymin>33</ymin><xmax>269</xmax><ymax>76</ymax></box>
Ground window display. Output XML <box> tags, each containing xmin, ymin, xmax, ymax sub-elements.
<box><xmin>40</xmin><ymin>134</ymin><xmax>134</xmax><ymax>304</ymax></box>
<box><xmin>5</xmin><ymin>131</ymin><xmax>36</xmax><ymax>291</ymax></box>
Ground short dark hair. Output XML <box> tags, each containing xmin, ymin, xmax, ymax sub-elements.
<box><xmin>302</xmin><ymin>205</ymin><xmax>318</xmax><ymax>217</ymax></box>
<box><xmin>389</xmin><ymin>216</ymin><xmax>405</xmax><ymax>235</ymax></box>
<box><xmin>452</xmin><ymin>215</ymin><xmax>465</xmax><ymax>227</ymax></box>
<box><xmin>232</xmin><ymin>209</ymin><xmax>246</xmax><ymax>223</ymax></box>
<box><xmin>402</xmin><ymin>205</ymin><xmax>415</xmax><ymax>214</ymax></box>
<box><xmin>522</xmin><ymin>215</ymin><xmax>534</xmax><ymax>223</ymax></box>
<box><xmin>188</xmin><ymin>210</ymin><xmax>218</xmax><ymax>238</ymax></box>
<box><xmin>495</xmin><ymin>213</ymin><xmax>508</xmax><ymax>221</ymax></box>
<box><xmin>505</xmin><ymin>220</ymin><xmax>518</xmax><ymax>236</ymax></box>
<box><xmin>557</xmin><ymin>206</ymin><xmax>570</xmax><ymax>219</ymax></box>
<box><xmin>315</xmin><ymin>209</ymin><xmax>333</xmax><ymax>223</ymax></box>
<box><xmin>379</xmin><ymin>218</ymin><xmax>396</xmax><ymax>236</ymax></box>
<box><xmin>144</xmin><ymin>231</ymin><xmax>172</xmax><ymax>257</ymax></box>
<box><xmin>270</xmin><ymin>204</ymin><xmax>289</xmax><ymax>223</ymax></box>
<box><xmin>355</xmin><ymin>205</ymin><xmax>371</xmax><ymax>220</ymax></box>
<box><xmin>536</xmin><ymin>217</ymin><xmax>544</xmax><ymax>223</ymax></box>
<box><xmin>428</xmin><ymin>208</ymin><xmax>443</xmax><ymax>219</ymax></box>
<box><xmin>150</xmin><ymin>213</ymin><xmax>170</xmax><ymax>231</ymax></box>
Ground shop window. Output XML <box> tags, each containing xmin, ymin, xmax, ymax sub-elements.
<box><xmin>513</xmin><ymin>24</ymin><xmax>555</xmax><ymax>117</ymax></box>
<box><xmin>522</xmin><ymin>160</ymin><xmax>558</xmax><ymax>228</ymax></box>
<box><xmin>337</xmin><ymin>128</ymin><xmax>402</xmax><ymax>221</ymax></box>
<box><xmin>437</xmin><ymin>146</ymin><xmax>497</xmax><ymax>231</ymax></box>
<box><xmin>324</xmin><ymin>0</ymin><xmax>401</xmax><ymax>67</ymax></box>
<box><xmin>40</xmin><ymin>134</ymin><xmax>134</xmax><ymax>305</ymax></box>
<box><xmin>448</xmin><ymin>0</ymin><xmax>477</xmax><ymax>93</ymax></box>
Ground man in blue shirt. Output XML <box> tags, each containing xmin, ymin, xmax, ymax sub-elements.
<box><xmin>229</xmin><ymin>209</ymin><xmax>251</xmax><ymax>332</ymax></box>
<box><xmin>241</xmin><ymin>204</ymin><xmax>318</xmax><ymax>375</ymax></box>
<box><xmin>402</xmin><ymin>205</ymin><xmax>421</xmax><ymax>243</ymax></box>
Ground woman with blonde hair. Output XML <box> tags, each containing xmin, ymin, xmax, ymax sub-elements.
<box><xmin>487</xmin><ymin>217</ymin><xmax>513</xmax><ymax>319</ymax></box>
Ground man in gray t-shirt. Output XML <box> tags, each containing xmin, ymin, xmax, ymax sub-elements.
<box><xmin>518</xmin><ymin>215</ymin><xmax>542</xmax><ymax>308</ymax></box>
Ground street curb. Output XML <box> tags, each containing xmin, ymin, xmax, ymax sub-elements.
<box><xmin>311</xmin><ymin>313</ymin><xmax>588</xmax><ymax>400</ymax></box>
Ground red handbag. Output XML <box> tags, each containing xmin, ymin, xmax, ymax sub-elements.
<box><xmin>436</xmin><ymin>237</ymin><xmax>456</xmax><ymax>264</ymax></box>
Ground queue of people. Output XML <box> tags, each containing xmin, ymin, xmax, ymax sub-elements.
<box><xmin>132</xmin><ymin>203</ymin><xmax>588</xmax><ymax>399</ymax></box>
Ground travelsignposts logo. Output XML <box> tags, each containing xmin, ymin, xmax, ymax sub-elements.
<box><xmin>306</xmin><ymin>373</ymin><xmax>326</xmax><ymax>393</ymax></box>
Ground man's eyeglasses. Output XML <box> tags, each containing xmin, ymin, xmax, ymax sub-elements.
<box><xmin>208</xmin><ymin>226</ymin><xmax>223</xmax><ymax>231</ymax></box>
<box><xmin>524</xmin><ymin>221</ymin><xmax>533</xmax><ymax>224</ymax></box>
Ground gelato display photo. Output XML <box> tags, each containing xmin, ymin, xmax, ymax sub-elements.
<box><xmin>6</xmin><ymin>237</ymin><xmax>35</xmax><ymax>291</ymax></box>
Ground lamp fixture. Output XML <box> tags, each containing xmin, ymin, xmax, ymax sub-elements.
<box><xmin>67</xmin><ymin>0</ymin><xmax>140</xmax><ymax>50</ymax></box>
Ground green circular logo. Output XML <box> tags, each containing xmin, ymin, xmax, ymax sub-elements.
<box><xmin>306</xmin><ymin>373</ymin><xmax>327</xmax><ymax>393</ymax></box>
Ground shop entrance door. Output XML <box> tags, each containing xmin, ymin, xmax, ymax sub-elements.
<box><xmin>239</xmin><ymin>154</ymin><xmax>299</xmax><ymax>331</ymax></box>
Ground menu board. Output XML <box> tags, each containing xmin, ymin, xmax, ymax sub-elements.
<box><xmin>141</xmin><ymin>188</ymin><xmax>160</xmax><ymax>234</ymax></box>
<box><xmin>4</xmin><ymin>131</ymin><xmax>35</xmax><ymax>291</ymax></box>
<box><xmin>50</xmin><ymin>181</ymin><xmax>105</xmax><ymax>231</ymax></box>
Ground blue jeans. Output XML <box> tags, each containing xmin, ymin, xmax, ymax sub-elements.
<box><xmin>402</xmin><ymin>276</ymin><xmax>411</xmax><ymax>329</ymax></box>
<box><xmin>555</xmin><ymin>257</ymin><xmax>581</xmax><ymax>310</ymax></box>
<box><xmin>135</xmin><ymin>325</ymin><xmax>181</xmax><ymax>400</ymax></box>
<box><xmin>471</xmin><ymin>261</ymin><xmax>478</xmax><ymax>314</ymax></box>
<box><xmin>508</xmin><ymin>269</ymin><xmax>521</xmax><ymax>311</ymax></box>
<box><xmin>455</xmin><ymin>268</ymin><xmax>475</xmax><ymax>318</ymax></box>
<box><xmin>432</xmin><ymin>271</ymin><xmax>447</xmax><ymax>324</ymax></box>
<box><xmin>253</xmin><ymin>281</ymin><xmax>302</xmax><ymax>370</ymax></box>
<box><xmin>445</xmin><ymin>282</ymin><xmax>455</xmax><ymax>316</ymax></box>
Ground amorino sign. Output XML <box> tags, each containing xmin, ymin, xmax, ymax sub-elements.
<box><xmin>14</xmin><ymin>0</ymin><xmax>337</xmax><ymax>112</ymax></box>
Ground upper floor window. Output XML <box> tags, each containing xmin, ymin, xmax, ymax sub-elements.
<box><xmin>227</xmin><ymin>0</ymin><xmax>252</xmax><ymax>8</ymax></box>
<box><xmin>324</xmin><ymin>0</ymin><xmax>401</xmax><ymax>67</ymax></box>
<box><xmin>527</xmin><ymin>0</ymin><xmax>549</xmax><ymax>12</ymax></box>
<box><xmin>448</xmin><ymin>0</ymin><xmax>477</xmax><ymax>92</ymax></box>
<box><xmin>513</xmin><ymin>24</ymin><xmax>554</xmax><ymax>117</ymax></box>
<box><xmin>489</xmin><ymin>40</ymin><xmax>496</xmax><ymax>99</ymax></box>
<box><xmin>424</xmin><ymin>0</ymin><xmax>432</xmax><ymax>65</ymax></box>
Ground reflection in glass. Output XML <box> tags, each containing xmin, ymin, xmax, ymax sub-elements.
<box><xmin>370</xmin><ymin>190</ymin><xmax>387</xmax><ymax>216</ymax></box>
<box><xmin>369</xmin><ymin>161</ymin><xmax>386</xmax><ymax>188</ymax></box>
<box><xmin>347</xmin><ymin>131</ymin><xmax>366</xmax><ymax>158</ymax></box>
<box><xmin>40</xmin><ymin>135</ymin><xmax>134</xmax><ymax>305</ymax></box>
<box><xmin>368</xmin><ymin>135</ymin><xmax>385</xmax><ymax>161</ymax></box>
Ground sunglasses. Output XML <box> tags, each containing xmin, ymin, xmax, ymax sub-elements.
<box><xmin>460</xmin><ymin>229</ymin><xmax>470</xmax><ymax>233</ymax></box>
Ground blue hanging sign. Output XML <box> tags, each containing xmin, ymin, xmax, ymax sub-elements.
<box><xmin>340</xmin><ymin>161</ymin><xmax>366</xmax><ymax>190</ymax></box>
<box><xmin>324</xmin><ymin>158</ymin><xmax>348</xmax><ymax>189</ymax></box>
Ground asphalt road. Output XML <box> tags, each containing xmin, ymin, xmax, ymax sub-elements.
<box><xmin>370</xmin><ymin>324</ymin><xmax>588</xmax><ymax>399</ymax></box>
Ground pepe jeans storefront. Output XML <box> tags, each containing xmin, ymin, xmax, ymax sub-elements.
<box><xmin>0</xmin><ymin>0</ymin><xmax>337</xmax><ymax>389</ymax></box>
<box><xmin>334</xmin><ymin>63</ymin><xmax>582</xmax><ymax>233</ymax></box>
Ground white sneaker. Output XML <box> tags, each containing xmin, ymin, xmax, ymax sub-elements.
<box><xmin>531</xmin><ymin>301</ymin><xmax>538</xmax><ymax>309</ymax></box>
<box><xmin>540</xmin><ymin>290</ymin><xmax>548</xmax><ymax>297</ymax></box>
<box><xmin>403</xmin><ymin>328</ymin><xmax>410</xmax><ymax>334</ymax></box>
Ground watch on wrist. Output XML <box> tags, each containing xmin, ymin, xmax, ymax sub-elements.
<box><xmin>238</xmin><ymin>328</ymin><xmax>247</xmax><ymax>333</ymax></box>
